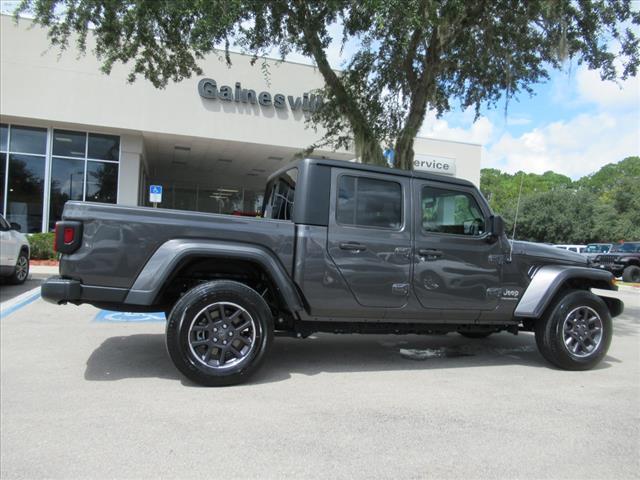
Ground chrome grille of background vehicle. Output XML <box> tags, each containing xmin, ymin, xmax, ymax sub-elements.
<box><xmin>595</xmin><ymin>254</ymin><xmax>618</xmax><ymax>264</ymax></box>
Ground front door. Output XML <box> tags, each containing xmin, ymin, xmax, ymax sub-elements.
<box><xmin>327</xmin><ymin>168</ymin><xmax>412</xmax><ymax>308</ymax></box>
<box><xmin>413</xmin><ymin>180</ymin><xmax>502</xmax><ymax>311</ymax></box>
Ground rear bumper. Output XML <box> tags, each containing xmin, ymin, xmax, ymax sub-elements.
<box><xmin>41</xmin><ymin>276</ymin><xmax>128</xmax><ymax>305</ymax></box>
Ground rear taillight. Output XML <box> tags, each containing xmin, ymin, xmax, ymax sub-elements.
<box><xmin>54</xmin><ymin>221</ymin><xmax>83</xmax><ymax>254</ymax></box>
<box><xmin>64</xmin><ymin>227</ymin><xmax>74</xmax><ymax>244</ymax></box>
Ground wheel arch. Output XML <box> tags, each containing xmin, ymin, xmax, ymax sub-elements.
<box><xmin>124</xmin><ymin>239</ymin><xmax>304</xmax><ymax>314</ymax></box>
<box><xmin>515</xmin><ymin>265</ymin><xmax>621</xmax><ymax>319</ymax></box>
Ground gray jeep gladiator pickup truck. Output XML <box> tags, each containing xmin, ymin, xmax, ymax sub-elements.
<box><xmin>42</xmin><ymin>158</ymin><xmax>623</xmax><ymax>386</ymax></box>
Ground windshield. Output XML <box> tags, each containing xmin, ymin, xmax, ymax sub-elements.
<box><xmin>586</xmin><ymin>244</ymin><xmax>610</xmax><ymax>253</ymax></box>
<box><xmin>611</xmin><ymin>243</ymin><xmax>640</xmax><ymax>253</ymax></box>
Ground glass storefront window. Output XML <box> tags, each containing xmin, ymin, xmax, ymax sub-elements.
<box><xmin>0</xmin><ymin>124</ymin><xmax>7</xmax><ymax>151</ymax></box>
<box><xmin>0</xmin><ymin>123</ymin><xmax>6</xmax><ymax>215</ymax></box>
<box><xmin>0</xmin><ymin>153</ymin><xmax>5</xmax><ymax>216</ymax></box>
<box><xmin>9</xmin><ymin>126</ymin><xmax>47</xmax><ymax>155</ymax></box>
<box><xmin>85</xmin><ymin>161</ymin><xmax>118</xmax><ymax>203</ymax></box>
<box><xmin>88</xmin><ymin>133</ymin><xmax>119</xmax><ymax>161</ymax></box>
<box><xmin>53</xmin><ymin>130</ymin><xmax>86</xmax><ymax>158</ymax></box>
<box><xmin>48</xmin><ymin>157</ymin><xmax>85</xmax><ymax>230</ymax></box>
<box><xmin>0</xmin><ymin>125</ymin><xmax>120</xmax><ymax>232</ymax></box>
<box><xmin>6</xmin><ymin>153</ymin><xmax>45</xmax><ymax>232</ymax></box>
<box><xmin>46</xmin><ymin>129</ymin><xmax>120</xmax><ymax>228</ymax></box>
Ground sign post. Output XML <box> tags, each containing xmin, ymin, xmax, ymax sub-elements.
<box><xmin>149</xmin><ymin>185</ymin><xmax>163</xmax><ymax>208</ymax></box>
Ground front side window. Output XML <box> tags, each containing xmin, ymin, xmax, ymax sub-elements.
<box><xmin>266</xmin><ymin>168</ymin><xmax>297</xmax><ymax>221</ymax></box>
<box><xmin>336</xmin><ymin>175</ymin><xmax>402</xmax><ymax>230</ymax></box>
<box><xmin>421</xmin><ymin>186</ymin><xmax>485</xmax><ymax>236</ymax></box>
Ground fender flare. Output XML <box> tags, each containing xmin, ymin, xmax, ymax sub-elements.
<box><xmin>124</xmin><ymin>239</ymin><xmax>303</xmax><ymax>312</ymax></box>
<box><xmin>514</xmin><ymin>265</ymin><xmax>619</xmax><ymax>318</ymax></box>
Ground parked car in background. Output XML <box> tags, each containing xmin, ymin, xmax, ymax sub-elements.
<box><xmin>0</xmin><ymin>215</ymin><xmax>30</xmax><ymax>284</ymax></box>
<box><xmin>555</xmin><ymin>244</ymin><xmax>587</xmax><ymax>253</ymax></box>
<box><xmin>583</xmin><ymin>243</ymin><xmax>613</xmax><ymax>260</ymax></box>
<box><xmin>592</xmin><ymin>242</ymin><xmax>640</xmax><ymax>283</ymax></box>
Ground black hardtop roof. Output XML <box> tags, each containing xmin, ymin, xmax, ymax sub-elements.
<box><xmin>269</xmin><ymin>157</ymin><xmax>475</xmax><ymax>188</ymax></box>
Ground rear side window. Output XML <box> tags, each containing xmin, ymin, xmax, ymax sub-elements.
<box><xmin>421</xmin><ymin>186</ymin><xmax>485</xmax><ymax>236</ymax></box>
<box><xmin>336</xmin><ymin>175</ymin><xmax>402</xmax><ymax>230</ymax></box>
<box><xmin>265</xmin><ymin>168</ymin><xmax>297</xmax><ymax>221</ymax></box>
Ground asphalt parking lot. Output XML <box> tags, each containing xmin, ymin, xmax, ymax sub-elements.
<box><xmin>1</xmin><ymin>287</ymin><xmax>638</xmax><ymax>479</ymax></box>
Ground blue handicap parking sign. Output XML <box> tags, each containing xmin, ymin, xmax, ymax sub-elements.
<box><xmin>149</xmin><ymin>185</ymin><xmax>163</xmax><ymax>203</ymax></box>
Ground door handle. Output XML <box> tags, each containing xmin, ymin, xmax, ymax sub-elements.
<box><xmin>339</xmin><ymin>242</ymin><xmax>367</xmax><ymax>252</ymax></box>
<box><xmin>418</xmin><ymin>248</ymin><xmax>443</xmax><ymax>259</ymax></box>
<box><xmin>394</xmin><ymin>247</ymin><xmax>412</xmax><ymax>258</ymax></box>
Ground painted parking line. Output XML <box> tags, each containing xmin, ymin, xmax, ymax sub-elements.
<box><xmin>94</xmin><ymin>310</ymin><xmax>166</xmax><ymax>323</ymax></box>
<box><xmin>0</xmin><ymin>287</ymin><xmax>42</xmax><ymax>319</ymax></box>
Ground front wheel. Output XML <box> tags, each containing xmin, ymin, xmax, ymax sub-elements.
<box><xmin>622</xmin><ymin>265</ymin><xmax>640</xmax><ymax>283</ymax></box>
<box><xmin>534</xmin><ymin>290</ymin><xmax>612</xmax><ymax>370</ymax></box>
<box><xmin>166</xmin><ymin>281</ymin><xmax>273</xmax><ymax>386</ymax></box>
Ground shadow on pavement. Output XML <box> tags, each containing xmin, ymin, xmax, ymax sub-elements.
<box><xmin>84</xmin><ymin>331</ymin><xmax>618</xmax><ymax>386</ymax></box>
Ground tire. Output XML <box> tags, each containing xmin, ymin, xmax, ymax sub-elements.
<box><xmin>622</xmin><ymin>265</ymin><xmax>640</xmax><ymax>283</ymax></box>
<box><xmin>534</xmin><ymin>289</ymin><xmax>612</xmax><ymax>371</ymax></box>
<box><xmin>458</xmin><ymin>331</ymin><xmax>493</xmax><ymax>339</ymax></box>
<box><xmin>8</xmin><ymin>251</ymin><xmax>29</xmax><ymax>285</ymax></box>
<box><xmin>166</xmin><ymin>280</ymin><xmax>274</xmax><ymax>386</ymax></box>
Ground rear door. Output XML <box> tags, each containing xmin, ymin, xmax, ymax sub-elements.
<box><xmin>412</xmin><ymin>180</ymin><xmax>502</xmax><ymax>311</ymax></box>
<box><xmin>327</xmin><ymin>168</ymin><xmax>411</xmax><ymax>308</ymax></box>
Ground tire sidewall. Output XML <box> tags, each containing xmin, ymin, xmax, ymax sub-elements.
<box><xmin>622</xmin><ymin>265</ymin><xmax>640</xmax><ymax>283</ymax></box>
<box><xmin>540</xmin><ymin>290</ymin><xmax>612</xmax><ymax>370</ymax></box>
<box><xmin>10</xmin><ymin>252</ymin><xmax>29</xmax><ymax>285</ymax></box>
<box><xmin>166</xmin><ymin>281</ymin><xmax>273</xmax><ymax>386</ymax></box>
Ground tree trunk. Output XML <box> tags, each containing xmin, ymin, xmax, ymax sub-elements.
<box><xmin>354</xmin><ymin>129</ymin><xmax>386</xmax><ymax>167</ymax></box>
<box><xmin>394</xmin><ymin>135</ymin><xmax>416</xmax><ymax>170</ymax></box>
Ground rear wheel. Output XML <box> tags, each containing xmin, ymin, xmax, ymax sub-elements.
<box><xmin>166</xmin><ymin>281</ymin><xmax>273</xmax><ymax>386</ymax></box>
<box><xmin>622</xmin><ymin>265</ymin><xmax>640</xmax><ymax>283</ymax></box>
<box><xmin>8</xmin><ymin>252</ymin><xmax>29</xmax><ymax>285</ymax></box>
<box><xmin>534</xmin><ymin>289</ymin><xmax>612</xmax><ymax>370</ymax></box>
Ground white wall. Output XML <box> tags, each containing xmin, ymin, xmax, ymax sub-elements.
<box><xmin>0</xmin><ymin>15</ymin><xmax>332</xmax><ymax>152</ymax></box>
<box><xmin>413</xmin><ymin>137</ymin><xmax>481</xmax><ymax>186</ymax></box>
<box><xmin>0</xmin><ymin>14</ymin><xmax>482</xmax><ymax>188</ymax></box>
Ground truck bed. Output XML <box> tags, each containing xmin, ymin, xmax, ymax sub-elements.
<box><xmin>58</xmin><ymin>202</ymin><xmax>295</xmax><ymax>289</ymax></box>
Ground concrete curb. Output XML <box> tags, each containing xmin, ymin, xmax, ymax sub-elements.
<box><xmin>30</xmin><ymin>265</ymin><xmax>59</xmax><ymax>275</ymax></box>
<box><xmin>617</xmin><ymin>284</ymin><xmax>639</xmax><ymax>293</ymax></box>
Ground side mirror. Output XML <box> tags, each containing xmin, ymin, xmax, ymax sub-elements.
<box><xmin>10</xmin><ymin>222</ymin><xmax>21</xmax><ymax>232</ymax></box>
<box><xmin>489</xmin><ymin>215</ymin><xmax>504</xmax><ymax>239</ymax></box>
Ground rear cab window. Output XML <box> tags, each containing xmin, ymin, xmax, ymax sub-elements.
<box><xmin>263</xmin><ymin>168</ymin><xmax>298</xmax><ymax>221</ymax></box>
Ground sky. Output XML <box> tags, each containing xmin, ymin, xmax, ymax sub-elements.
<box><xmin>2</xmin><ymin>0</ymin><xmax>638</xmax><ymax>180</ymax></box>
<box><xmin>302</xmin><ymin>21</ymin><xmax>640</xmax><ymax>181</ymax></box>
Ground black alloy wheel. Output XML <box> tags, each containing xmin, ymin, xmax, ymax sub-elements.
<box><xmin>166</xmin><ymin>281</ymin><xmax>273</xmax><ymax>386</ymax></box>
<box><xmin>535</xmin><ymin>289</ymin><xmax>612</xmax><ymax>370</ymax></box>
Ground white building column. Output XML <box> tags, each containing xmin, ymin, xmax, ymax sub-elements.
<box><xmin>118</xmin><ymin>134</ymin><xmax>143</xmax><ymax>206</ymax></box>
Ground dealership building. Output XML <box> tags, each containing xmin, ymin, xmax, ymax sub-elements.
<box><xmin>0</xmin><ymin>14</ymin><xmax>481</xmax><ymax>233</ymax></box>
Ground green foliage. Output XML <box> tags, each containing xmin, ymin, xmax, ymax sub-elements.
<box><xmin>28</xmin><ymin>232</ymin><xmax>56</xmax><ymax>260</ymax></box>
<box><xmin>16</xmin><ymin>0</ymin><xmax>640</xmax><ymax>170</ymax></box>
<box><xmin>481</xmin><ymin>157</ymin><xmax>640</xmax><ymax>243</ymax></box>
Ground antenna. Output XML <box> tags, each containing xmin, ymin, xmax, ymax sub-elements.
<box><xmin>507</xmin><ymin>171</ymin><xmax>525</xmax><ymax>263</ymax></box>
<box><xmin>511</xmin><ymin>171</ymin><xmax>525</xmax><ymax>240</ymax></box>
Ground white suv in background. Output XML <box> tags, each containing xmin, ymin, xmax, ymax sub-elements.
<box><xmin>0</xmin><ymin>215</ymin><xmax>30</xmax><ymax>284</ymax></box>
